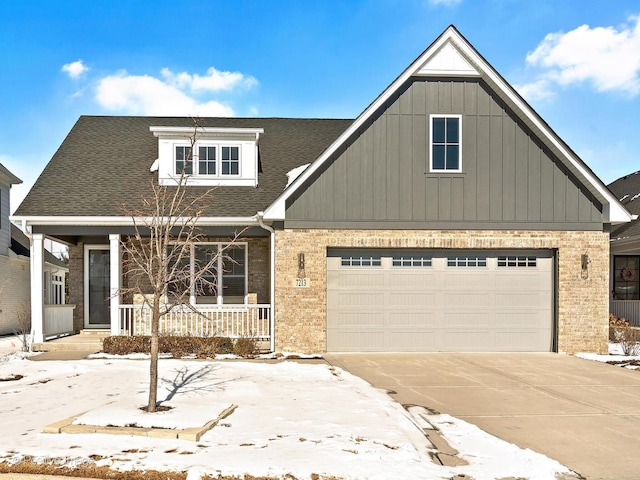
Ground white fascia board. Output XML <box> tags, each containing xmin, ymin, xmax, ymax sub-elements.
<box><xmin>150</xmin><ymin>126</ymin><xmax>264</xmax><ymax>138</ymax></box>
<box><xmin>10</xmin><ymin>215</ymin><xmax>261</xmax><ymax>227</ymax></box>
<box><xmin>263</xmin><ymin>26</ymin><xmax>632</xmax><ymax>225</ymax></box>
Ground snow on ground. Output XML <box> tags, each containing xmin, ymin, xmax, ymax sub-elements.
<box><xmin>576</xmin><ymin>341</ymin><xmax>640</xmax><ymax>368</ymax></box>
<box><xmin>0</xmin><ymin>355</ymin><xmax>574</xmax><ymax>480</ymax></box>
<box><xmin>0</xmin><ymin>334</ymin><xmax>25</xmax><ymax>357</ymax></box>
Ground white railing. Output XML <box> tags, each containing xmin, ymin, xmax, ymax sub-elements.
<box><xmin>611</xmin><ymin>300</ymin><xmax>640</xmax><ymax>327</ymax></box>
<box><xmin>44</xmin><ymin>304</ymin><xmax>76</xmax><ymax>339</ymax></box>
<box><xmin>118</xmin><ymin>304</ymin><xmax>271</xmax><ymax>339</ymax></box>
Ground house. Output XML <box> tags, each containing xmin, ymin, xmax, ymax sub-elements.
<box><xmin>608</xmin><ymin>171</ymin><xmax>640</xmax><ymax>325</ymax></box>
<box><xmin>12</xmin><ymin>26</ymin><xmax>631</xmax><ymax>354</ymax></box>
<box><xmin>0</xmin><ymin>163</ymin><xmax>69</xmax><ymax>337</ymax></box>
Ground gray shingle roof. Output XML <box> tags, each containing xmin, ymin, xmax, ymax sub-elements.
<box><xmin>608</xmin><ymin>171</ymin><xmax>640</xmax><ymax>240</ymax></box>
<box><xmin>15</xmin><ymin>116</ymin><xmax>353</xmax><ymax>218</ymax></box>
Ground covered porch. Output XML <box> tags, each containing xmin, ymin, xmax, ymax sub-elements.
<box><xmin>610</xmin><ymin>236</ymin><xmax>640</xmax><ymax>326</ymax></box>
<box><xmin>26</xmin><ymin>223</ymin><xmax>275</xmax><ymax>351</ymax></box>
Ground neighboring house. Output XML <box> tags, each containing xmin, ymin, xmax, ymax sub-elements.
<box><xmin>12</xmin><ymin>26</ymin><xmax>632</xmax><ymax>354</ymax></box>
<box><xmin>607</xmin><ymin>171</ymin><xmax>640</xmax><ymax>325</ymax></box>
<box><xmin>0</xmin><ymin>163</ymin><xmax>69</xmax><ymax>336</ymax></box>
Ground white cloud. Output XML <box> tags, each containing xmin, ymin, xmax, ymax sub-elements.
<box><xmin>519</xmin><ymin>15</ymin><xmax>640</xmax><ymax>100</ymax></box>
<box><xmin>161</xmin><ymin>67</ymin><xmax>257</xmax><ymax>92</ymax></box>
<box><xmin>428</xmin><ymin>0</ymin><xmax>461</xmax><ymax>6</ymax></box>
<box><xmin>514</xmin><ymin>77</ymin><xmax>555</xmax><ymax>102</ymax></box>
<box><xmin>95</xmin><ymin>69</ymin><xmax>253</xmax><ymax>116</ymax></box>
<box><xmin>61</xmin><ymin>60</ymin><xmax>89</xmax><ymax>79</ymax></box>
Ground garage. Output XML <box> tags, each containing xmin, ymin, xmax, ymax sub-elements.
<box><xmin>326</xmin><ymin>249</ymin><xmax>555</xmax><ymax>352</ymax></box>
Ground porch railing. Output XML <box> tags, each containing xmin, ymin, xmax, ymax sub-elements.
<box><xmin>44</xmin><ymin>304</ymin><xmax>75</xmax><ymax>339</ymax></box>
<box><xmin>611</xmin><ymin>300</ymin><xmax>640</xmax><ymax>327</ymax></box>
<box><xmin>118</xmin><ymin>304</ymin><xmax>271</xmax><ymax>339</ymax></box>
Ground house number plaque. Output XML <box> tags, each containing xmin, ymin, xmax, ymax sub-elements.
<box><xmin>294</xmin><ymin>278</ymin><xmax>309</xmax><ymax>288</ymax></box>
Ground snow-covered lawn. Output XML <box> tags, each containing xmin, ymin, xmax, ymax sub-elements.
<box><xmin>0</xmin><ymin>334</ymin><xmax>27</xmax><ymax>357</ymax></box>
<box><xmin>0</xmin><ymin>355</ymin><xmax>574</xmax><ymax>480</ymax></box>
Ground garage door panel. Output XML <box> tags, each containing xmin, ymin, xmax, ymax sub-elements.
<box><xmin>389</xmin><ymin>273</ymin><xmax>436</xmax><ymax>288</ymax></box>
<box><xmin>389</xmin><ymin>293</ymin><xmax>437</xmax><ymax>306</ymax></box>
<box><xmin>495</xmin><ymin>330</ymin><xmax>551</xmax><ymax>351</ymax></box>
<box><xmin>444</xmin><ymin>312</ymin><xmax>491</xmax><ymax>327</ymax></box>
<box><xmin>495</xmin><ymin>313</ymin><xmax>546</xmax><ymax>327</ymax></box>
<box><xmin>387</xmin><ymin>312</ymin><xmax>437</xmax><ymax>327</ymax></box>
<box><xmin>388</xmin><ymin>331</ymin><xmax>435</xmax><ymax>350</ymax></box>
<box><xmin>327</xmin><ymin>249</ymin><xmax>554</xmax><ymax>352</ymax></box>
<box><xmin>330</xmin><ymin>272</ymin><xmax>386</xmax><ymax>288</ymax></box>
<box><xmin>444</xmin><ymin>292</ymin><xmax>491</xmax><ymax>306</ymax></box>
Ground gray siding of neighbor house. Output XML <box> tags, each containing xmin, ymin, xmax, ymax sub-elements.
<box><xmin>285</xmin><ymin>78</ymin><xmax>603</xmax><ymax>230</ymax></box>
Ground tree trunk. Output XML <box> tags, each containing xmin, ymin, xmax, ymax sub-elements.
<box><xmin>147</xmin><ymin>298</ymin><xmax>160</xmax><ymax>412</ymax></box>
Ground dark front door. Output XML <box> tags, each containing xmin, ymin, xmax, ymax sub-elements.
<box><xmin>87</xmin><ymin>249</ymin><xmax>111</xmax><ymax>327</ymax></box>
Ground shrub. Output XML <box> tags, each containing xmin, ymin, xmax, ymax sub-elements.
<box><xmin>609</xmin><ymin>314</ymin><xmax>631</xmax><ymax>341</ymax></box>
<box><xmin>102</xmin><ymin>335</ymin><xmax>234</xmax><ymax>358</ymax></box>
<box><xmin>613</xmin><ymin>326</ymin><xmax>640</xmax><ymax>356</ymax></box>
<box><xmin>234</xmin><ymin>337</ymin><xmax>258</xmax><ymax>358</ymax></box>
<box><xmin>213</xmin><ymin>336</ymin><xmax>234</xmax><ymax>355</ymax></box>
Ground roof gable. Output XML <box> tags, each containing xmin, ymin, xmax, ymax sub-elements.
<box><xmin>263</xmin><ymin>25</ymin><xmax>631</xmax><ymax>225</ymax></box>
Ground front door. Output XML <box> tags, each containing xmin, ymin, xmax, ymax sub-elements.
<box><xmin>85</xmin><ymin>247</ymin><xmax>111</xmax><ymax>328</ymax></box>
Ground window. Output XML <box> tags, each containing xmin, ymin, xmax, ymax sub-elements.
<box><xmin>198</xmin><ymin>146</ymin><xmax>216</xmax><ymax>175</ymax></box>
<box><xmin>497</xmin><ymin>256</ymin><xmax>537</xmax><ymax>268</ymax></box>
<box><xmin>341</xmin><ymin>255</ymin><xmax>382</xmax><ymax>267</ymax></box>
<box><xmin>431</xmin><ymin>115</ymin><xmax>461</xmax><ymax>172</ymax></box>
<box><xmin>392</xmin><ymin>255</ymin><xmax>432</xmax><ymax>267</ymax></box>
<box><xmin>221</xmin><ymin>146</ymin><xmax>240</xmax><ymax>175</ymax></box>
<box><xmin>175</xmin><ymin>144</ymin><xmax>240</xmax><ymax>177</ymax></box>
<box><xmin>447</xmin><ymin>256</ymin><xmax>486</xmax><ymax>267</ymax></box>
<box><xmin>175</xmin><ymin>146</ymin><xmax>193</xmax><ymax>174</ymax></box>
<box><xmin>614</xmin><ymin>256</ymin><xmax>640</xmax><ymax>300</ymax></box>
<box><xmin>167</xmin><ymin>243</ymin><xmax>247</xmax><ymax>305</ymax></box>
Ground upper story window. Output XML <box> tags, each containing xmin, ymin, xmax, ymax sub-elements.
<box><xmin>174</xmin><ymin>144</ymin><xmax>240</xmax><ymax>177</ymax></box>
<box><xmin>430</xmin><ymin>115</ymin><xmax>461</xmax><ymax>172</ymax></box>
<box><xmin>151</xmin><ymin>126</ymin><xmax>263</xmax><ymax>187</ymax></box>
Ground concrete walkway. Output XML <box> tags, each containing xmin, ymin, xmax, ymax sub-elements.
<box><xmin>325</xmin><ymin>352</ymin><xmax>640</xmax><ymax>480</ymax></box>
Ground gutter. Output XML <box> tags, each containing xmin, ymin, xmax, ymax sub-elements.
<box><xmin>256</xmin><ymin>211</ymin><xmax>276</xmax><ymax>353</ymax></box>
<box><xmin>10</xmin><ymin>215</ymin><xmax>262</xmax><ymax>227</ymax></box>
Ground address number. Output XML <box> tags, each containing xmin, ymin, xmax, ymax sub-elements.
<box><xmin>294</xmin><ymin>278</ymin><xmax>309</xmax><ymax>288</ymax></box>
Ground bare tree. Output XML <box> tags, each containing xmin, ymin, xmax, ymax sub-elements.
<box><xmin>119</xmin><ymin>119</ymin><xmax>239</xmax><ymax>412</ymax></box>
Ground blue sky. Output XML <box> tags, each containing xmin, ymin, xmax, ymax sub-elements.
<box><xmin>2</xmin><ymin>0</ymin><xmax>640</xmax><ymax>212</ymax></box>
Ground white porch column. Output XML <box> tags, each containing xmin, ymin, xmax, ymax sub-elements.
<box><xmin>30</xmin><ymin>233</ymin><xmax>45</xmax><ymax>343</ymax></box>
<box><xmin>109</xmin><ymin>234</ymin><xmax>121</xmax><ymax>336</ymax></box>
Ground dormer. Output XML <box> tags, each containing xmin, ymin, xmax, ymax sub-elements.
<box><xmin>150</xmin><ymin>126</ymin><xmax>264</xmax><ymax>187</ymax></box>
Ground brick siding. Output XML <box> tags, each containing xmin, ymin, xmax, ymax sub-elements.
<box><xmin>274</xmin><ymin>229</ymin><xmax>609</xmax><ymax>354</ymax></box>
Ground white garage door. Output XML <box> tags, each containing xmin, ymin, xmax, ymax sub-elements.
<box><xmin>326</xmin><ymin>249</ymin><xmax>554</xmax><ymax>352</ymax></box>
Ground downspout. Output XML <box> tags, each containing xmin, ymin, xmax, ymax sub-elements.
<box><xmin>256</xmin><ymin>211</ymin><xmax>275</xmax><ymax>353</ymax></box>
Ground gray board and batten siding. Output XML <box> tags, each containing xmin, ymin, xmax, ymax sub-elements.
<box><xmin>285</xmin><ymin>78</ymin><xmax>603</xmax><ymax>230</ymax></box>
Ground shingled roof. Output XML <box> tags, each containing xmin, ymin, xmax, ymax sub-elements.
<box><xmin>15</xmin><ymin>116</ymin><xmax>353</xmax><ymax>218</ymax></box>
<box><xmin>609</xmin><ymin>170</ymin><xmax>640</xmax><ymax>240</ymax></box>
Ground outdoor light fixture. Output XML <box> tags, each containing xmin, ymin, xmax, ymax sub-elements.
<box><xmin>581</xmin><ymin>253</ymin><xmax>591</xmax><ymax>280</ymax></box>
<box><xmin>298</xmin><ymin>252</ymin><xmax>306</xmax><ymax>278</ymax></box>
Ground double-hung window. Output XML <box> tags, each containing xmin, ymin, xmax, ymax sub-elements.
<box><xmin>430</xmin><ymin>115</ymin><xmax>461</xmax><ymax>172</ymax></box>
<box><xmin>175</xmin><ymin>146</ymin><xmax>193</xmax><ymax>175</ymax></box>
<box><xmin>167</xmin><ymin>243</ymin><xmax>247</xmax><ymax>305</ymax></box>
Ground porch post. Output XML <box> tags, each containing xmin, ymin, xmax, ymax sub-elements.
<box><xmin>109</xmin><ymin>234</ymin><xmax>121</xmax><ymax>336</ymax></box>
<box><xmin>30</xmin><ymin>233</ymin><xmax>45</xmax><ymax>343</ymax></box>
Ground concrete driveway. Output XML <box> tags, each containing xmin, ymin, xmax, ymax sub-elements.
<box><xmin>325</xmin><ymin>353</ymin><xmax>640</xmax><ymax>480</ymax></box>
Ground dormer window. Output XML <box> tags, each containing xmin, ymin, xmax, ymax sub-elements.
<box><xmin>151</xmin><ymin>126</ymin><xmax>263</xmax><ymax>187</ymax></box>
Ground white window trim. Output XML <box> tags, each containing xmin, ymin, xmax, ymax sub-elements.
<box><xmin>429</xmin><ymin>114</ymin><xmax>462</xmax><ymax>173</ymax></box>
<box><xmin>168</xmin><ymin>242</ymin><xmax>248</xmax><ymax>305</ymax></box>
<box><xmin>173</xmin><ymin>142</ymin><xmax>242</xmax><ymax>178</ymax></box>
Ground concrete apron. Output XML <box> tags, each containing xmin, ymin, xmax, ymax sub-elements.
<box><xmin>325</xmin><ymin>352</ymin><xmax>640</xmax><ymax>480</ymax></box>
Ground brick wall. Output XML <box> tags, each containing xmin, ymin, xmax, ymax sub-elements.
<box><xmin>68</xmin><ymin>243</ymin><xmax>84</xmax><ymax>332</ymax></box>
<box><xmin>274</xmin><ymin>229</ymin><xmax>609</xmax><ymax>354</ymax></box>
